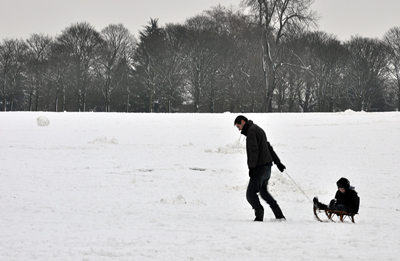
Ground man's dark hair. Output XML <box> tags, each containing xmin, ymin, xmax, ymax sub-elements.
<box><xmin>234</xmin><ymin>115</ymin><xmax>248</xmax><ymax>125</ymax></box>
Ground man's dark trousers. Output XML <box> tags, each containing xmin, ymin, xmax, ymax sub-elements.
<box><xmin>246</xmin><ymin>164</ymin><xmax>278</xmax><ymax>210</ymax></box>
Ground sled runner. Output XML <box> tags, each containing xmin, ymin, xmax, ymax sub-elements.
<box><xmin>313</xmin><ymin>206</ymin><xmax>357</xmax><ymax>223</ymax></box>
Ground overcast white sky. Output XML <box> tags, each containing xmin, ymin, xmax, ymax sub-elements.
<box><xmin>0</xmin><ymin>0</ymin><xmax>399</xmax><ymax>41</ymax></box>
<box><xmin>312</xmin><ymin>0</ymin><xmax>400</xmax><ymax>41</ymax></box>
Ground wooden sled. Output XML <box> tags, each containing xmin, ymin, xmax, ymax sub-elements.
<box><xmin>324</xmin><ymin>209</ymin><xmax>357</xmax><ymax>223</ymax></box>
<box><xmin>314</xmin><ymin>206</ymin><xmax>357</xmax><ymax>223</ymax></box>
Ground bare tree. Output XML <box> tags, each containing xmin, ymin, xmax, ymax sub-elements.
<box><xmin>198</xmin><ymin>6</ymin><xmax>257</xmax><ymax>113</ymax></box>
<box><xmin>344</xmin><ymin>37</ymin><xmax>390</xmax><ymax>111</ymax></box>
<box><xmin>283</xmin><ymin>31</ymin><xmax>346</xmax><ymax>112</ymax></box>
<box><xmin>309</xmin><ymin>33</ymin><xmax>346</xmax><ymax>112</ymax></box>
<box><xmin>384</xmin><ymin>27</ymin><xmax>400</xmax><ymax>110</ymax></box>
<box><xmin>47</xmin><ymin>41</ymin><xmax>74</xmax><ymax>112</ymax></box>
<box><xmin>0</xmin><ymin>39</ymin><xmax>28</xmax><ymax>111</ymax></box>
<box><xmin>56</xmin><ymin>22</ymin><xmax>103</xmax><ymax>111</ymax></box>
<box><xmin>97</xmin><ymin>24</ymin><xmax>136</xmax><ymax>112</ymax></box>
<box><xmin>223</xmin><ymin>9</ymin><xmax>262</xmax><ymax>112</ymax></box>
<box><xmin>182</xmin><ymin>15</ymin><xmax>219</xmax><ymax>112</ymax></box>
<box><xmin>25</xmin><ymin>34</ymin><xmax>53</xmax><ymax>111</ymax></box>
<box><xmin>241</xmin><ymin>0</ymin><xmax>316</xmax><ymax>112</ymax></box>
<box><xmin>157</xmin><ymin>23</ymin><xmax>186</xmax><ymax>112</ymax></box>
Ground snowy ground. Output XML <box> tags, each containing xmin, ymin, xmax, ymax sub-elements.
<box><xmin>1</xmin><ymin>111</ymin><xmax>400</xmax><ymax>260</ymax></box>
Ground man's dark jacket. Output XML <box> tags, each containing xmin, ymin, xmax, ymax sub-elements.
<box><xmin>241</xmin><ymin>120</ymin><xmax>281</xmax><ymax>168</ymax></box>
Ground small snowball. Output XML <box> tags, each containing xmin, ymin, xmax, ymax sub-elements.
<box><xmin>37</xmin><ymin>116</ymin><xmax>50</xmax><ymax>126</ymax></box>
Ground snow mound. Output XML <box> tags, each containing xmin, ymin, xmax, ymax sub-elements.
<box><xmin>160</xmin><ymin>194</ymin><xmax>187</xmax><ymax>204</ymax></box>
<box><xmin>88</xmin><ymin>137</ymin><xmax>118</xmax><ymax>145</ymax></box>
<box><xmin>212</xmin><ymin>140</ymin><xmax>245</xmax><ymax>154</ymax></box>
<box><xmin>342</xmin><ymin>109</ymin><xmax>366</xmax><ymax>114</ymax></box>
<box><xmin>343</xmin><ymin>109</ymin><xmax>355</xmax><ymax>114</ymax></box>
<box><xmin>37</xmin><ymin>116</ymin><xmax>50</xmax><ymax>126</ymax></box>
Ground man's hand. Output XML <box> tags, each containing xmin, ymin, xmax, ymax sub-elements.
<box><xmin>276</xmin><ymin>163</ymin><xmax>286</xmax><ymax>172</ymax></box>
<box><xmin>249</xmin><ymin>168</ymin><xmax>255</xmax><ymax>178</ymax></box>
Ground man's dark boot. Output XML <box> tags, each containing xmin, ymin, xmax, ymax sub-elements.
<box><xmin>254</xmin><ymin>208</ymin><xmax>264</xmax><ymax>221</ymax></box>
<box><xmin>271</xmin><ymin>205</ymin><xmax>286</xmax><ymax>220</ymax></box>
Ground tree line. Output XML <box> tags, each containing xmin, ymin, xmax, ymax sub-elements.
<box><xmin>1</xmin><ymin>1</ymin><xmax>400</xmax><ymax>113</ymax></box>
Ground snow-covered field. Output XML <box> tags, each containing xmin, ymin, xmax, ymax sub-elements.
<box><xmin>1</xmin><ymin>111</ymin><xmax>400</xmax><ymax>260</ymax></box>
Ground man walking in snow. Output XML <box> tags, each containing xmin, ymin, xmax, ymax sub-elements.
<box><xmin>234</xmin><ymin>115</ymin><xmax>286</xmax><ymax>221</ymax></box>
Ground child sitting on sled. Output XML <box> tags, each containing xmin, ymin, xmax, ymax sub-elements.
<box><xmin>313</xmin><ymin>177</ymin><xmax>360</xmax><ymax>214</ymax></box>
